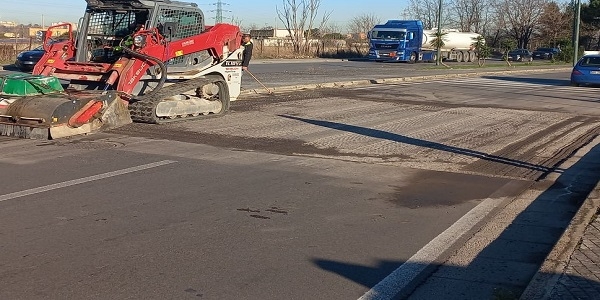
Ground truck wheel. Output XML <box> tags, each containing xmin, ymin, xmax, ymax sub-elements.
<box><xmin>430</xmin><ymin>53</ymin><xmax>437</xmax><ymax>63</ymax></box>
<box><xmin>468</xmin><ymin>51</ymin><xmax>476</xmax><ymax>62</ymax></box>
<box><xmin>408</xmin><ymin>52</ymin><xmax>417</xmax><ymax>63</ymax></box>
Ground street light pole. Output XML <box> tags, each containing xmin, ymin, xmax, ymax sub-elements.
<box><xmin>436</xmin><ymin>0</ymin><xmax>442</xmax><ymax>65</ymax></box>
<box><xmin>572</xmin><ymin>0</ymin><xmax>581</xmax><ymax>66</ymax></box>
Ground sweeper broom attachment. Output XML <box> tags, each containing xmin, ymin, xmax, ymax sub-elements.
<box><xmin>0</xmin><ymin>73</ymin><xmax>131</xmax><ymax>139</ymax></box>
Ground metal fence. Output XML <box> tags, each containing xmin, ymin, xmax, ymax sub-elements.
<box><xmin>252</xmin><ymin>39</ymin><xmax>369</xmax><ymax>59</ymax></box>
<box><xmin>0</xmin><ymin>38</ymin><xmax>35</xmax><ymax>63</ymax></box>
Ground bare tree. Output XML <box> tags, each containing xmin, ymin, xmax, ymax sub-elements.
<box><xmin>493</xmin><ymin>0</ymin><xmax>549</xmax><ymax>49</ymax></box>
<box><xmin>536</xmin><ymin>1</ymin><xmax>572</xmax><ymax>47</ymax></box>
<box><xmin>305</xmin><ymin>0</ymin><xmax>332</xmax><ymax>53</ymax></box>
<box><xmin>404</xmin><ymin>0</ymin><xmax>452</xmax><ymax>29</ymax></box>
<box><xmin>230</xmin><ymin>16</ymin><xmax>243</xmax><ymax>29</ymax></box>
<box><xmin>276</xmin><ymin>0</ymin><xmax>332</xmax><ymax>55</ymax></box>
<box><xmin>580</xmin><ymin>1</ymin><xmax>600</xmax><ymax>50</ymax></box>
<box><xmin>347</xmin><ymin>13</ymin><xmax>381</xmax><ymax>37</ymax></box>
<box><xmin>405</xmin><ymin>0</ymin><xmax>495</xmax><ymax>34</ymax></box>
<box><xmin>450</xmin><ymin>0</ymin><xmax>487</xmax><ymax>32</ymax></box>
<box><xmin>476</xmin><ymin>3</ymin><xmax>497</xmax><ymax>37</ymax></box>
<box><xmin>241</xmin><ymin>23</ymin><xmax>260</xmax><ymax>34</ymax></box>
<box><xmin>321</xmin><ymin>22</ymin><xmax>341</xmax><ymax>36</ymax></box>
<box><xmin>276</xmin><ymin>0</ymin><xmax>306</xmax><ymax>54</ymax></box>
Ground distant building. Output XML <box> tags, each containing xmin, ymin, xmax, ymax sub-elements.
<box><xmin>248</xmin><ymin>28</ymin><xmax>348</xmax><ymax>48</ymax></box>
<box><xmin>249</xmin><ymin>29</ymin><xmax>315</xmax><ymax>46</ymax></box>
<box><xmin>28</xmin><ymin>22</ymin><xmax>77</xmax><ymax>38</ymax></box>
<box><xmin>50</xmin><ymin>22</ymin><xmax>77</xmax><ymax>30</ymax></box>
<box><xmin>347</xmin><ymin>32</ymin><xmax>367</xmax><ymax>40</ymax></box>
<box><xmin>0</xmin><ymin>21</ymin><xmax>17</xmax><ymax>27</ymax></box>
<box><xmin>250</xmin><ymin>29</ymin><xmax>301</xmax><ymax>39</ymax></box>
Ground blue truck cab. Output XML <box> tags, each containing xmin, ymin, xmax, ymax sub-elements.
<box><xmin>368</xmin><ymin>20</ymin><xmax>434</xmax><ymax>63</ymax></box>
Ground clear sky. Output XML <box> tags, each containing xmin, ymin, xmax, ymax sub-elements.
<box><xmin>0</xmin><ymin>0</ymin><xmax>408</xmax><ymax>32</ymax></box>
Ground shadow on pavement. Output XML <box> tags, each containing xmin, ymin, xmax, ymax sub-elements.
<box><xmin>279</xmin><ymin>115</ymin><xmax>561</xmax><ymax>175</ymax></box>
<box><xmin>312</xmin><ymin>259</ymin><xmax>600</xmax><ymax>299</ymax></box>
<box><xmin>313</xmin><ymin>259</ymin><xmax>404</xmax><ymax>289</ymax></box>
<box><xmin>345</xmin><ymin>57</ymin><xmax>372</xmax><ymax>62</ymax></box>
<box><xmin>1</xmin><ymin>64</ymin><xmax>20</xmax><ymax>72</ymax></box>
<box><xmin>448</xmin><ymin>141</ymin><xmax>600</xmax><ymax>300</ymax></box>
<box><xmin>481</xmin><ymin>76</ymin><xmax>572</xmax><ymax>87</ymax></box>
<box><xmin>303</xmin><ymin>118</ymin><xmax>600</xmax><ymax>299</ymax></box>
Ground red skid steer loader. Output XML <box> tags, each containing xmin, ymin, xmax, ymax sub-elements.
<box><xmin>0</xmin><ymin>0</ymin><xmax>244</xmax><ymax>139</ymax></box>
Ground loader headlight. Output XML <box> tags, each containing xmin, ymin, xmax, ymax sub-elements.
<box><xmin>133</xmin><ymin>35</ymin><xmax>146</xmax><ymax>48</ymax></box>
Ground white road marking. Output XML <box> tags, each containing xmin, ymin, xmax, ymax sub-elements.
<box><xmin>0</xmin><ymin>160</ymin><xmax>177</xmax><ymax>202</ymax></box>
<box><xmin>358</xmin><ymin>196</ymin><xmax>504</xmax><ymax>300</ymax></box>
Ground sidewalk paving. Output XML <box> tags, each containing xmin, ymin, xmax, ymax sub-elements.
<box><xmin>550</xmin><ymin>213</ymin><xmax>600</xmax><ymax>299</ymax></box>
<box><xmin>520</xmin><ymin>181</ymin><xmax>600</xmax><ymax>300</ymax></box>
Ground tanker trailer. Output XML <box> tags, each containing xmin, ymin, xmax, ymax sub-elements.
<box><xmin>422</xmin><ymin>29</ymin><xmax>481</xmax><ymax>62</ymax></box>
<box><xmin>368</xmin><ymin>20</ymin><xmax>483</xmax><ymax>63</ymax></box>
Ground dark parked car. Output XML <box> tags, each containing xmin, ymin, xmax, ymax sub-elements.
<box><xmin>14</xmin><ymin>45</ymin><xmax>45</xmax><ymax>71</ymax></box>
<box><xmin>507</xmin><ymin>49</ymin><xmax>533</xmax><ymax>62</ymax></box>
<box><xmin>532</xmin><ymin>47</ymin><xmax>560</xmax><ymax>60</ymax></box>
<box><xmin>570</xmin><ymin>54</ymin><xmax>600</xmax><ymax>86</ymax></box>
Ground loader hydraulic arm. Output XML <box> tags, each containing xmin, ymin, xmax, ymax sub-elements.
<box><xmin>113</xmin><ymin>24</ymin><xmax>242</xmax><ymax>95</ymax></box>
<box><xmin>132</xmin><ymin>23</ymin><xmax>241</xmax><ymax>62</ymax></box>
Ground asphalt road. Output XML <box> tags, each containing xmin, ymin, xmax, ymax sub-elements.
<box><xmin>1</xmin><ymin>55</ymin><xmax>566</xmax><ymax>89</ymax></box>
<box><xmin>0</xmin><ymin>65</ymin><xmax>598</xmax><ymax>299</ymax></box>
<box><xmin>239</xmin><ymin>58</ymin><xmax>568</xmax><ymax>91</ymax></box>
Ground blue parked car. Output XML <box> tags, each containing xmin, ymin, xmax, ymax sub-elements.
<box><xmin>571</xmin><ymin>54</ymin><xmax>600</xmax><ymax>86</ymax></box>
<box><xmin>14</xmin><ymin>45</ymin><xmax>45</xmax><ymax>72</ymax></box>
<box><xmin>14</xmin><ymin>39</ymin><xmax>67</xmax><ymax>72</ymax></box>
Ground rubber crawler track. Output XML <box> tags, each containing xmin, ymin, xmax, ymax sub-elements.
<box><xmin>128</xmin><ymin>75</ymin><xmax>224</xmax><ymax>124</ymax></box>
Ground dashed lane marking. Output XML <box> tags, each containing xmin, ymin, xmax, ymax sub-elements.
<box><xmin>0</xmin><ymin>160</ymin><xmax>177</xmax><ymax>202</ymax></box>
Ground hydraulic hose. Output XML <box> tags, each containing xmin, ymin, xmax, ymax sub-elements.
<box><xmin>122</xmin><ymin>46</ymin><xmax>168</xmax><ymax>97</ymax></box>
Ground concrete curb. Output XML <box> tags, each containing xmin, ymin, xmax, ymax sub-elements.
<box><xmin>240</xmin><ymin>67</ymin><xmax>572</xmax><ymax>95</ymax></box>
<box><xmin>519</xmin><ymin>136</ymin><xmax>600</xmax><ymax>299</ymax></box>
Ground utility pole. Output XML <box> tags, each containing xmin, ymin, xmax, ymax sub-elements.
<box><xmin>436</xmin><ymin>0</ymin><xmax>442</xmax><ymax>66</ymax></box>
<box><xmin>572</xmin><ymin>0</ymin><xmax>581</xmax><ymax>66</ymax></box>
<box><xmin>210</xmin><ymin>0</ymin><xmax>231</xmax><ymax>24</ymax></box>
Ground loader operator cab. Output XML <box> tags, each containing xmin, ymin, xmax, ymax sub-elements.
<box><xmin>75</xmin><ymin>0</ymin><xmax>206</xmax><ymax>66</ymax></box>
<box><xmin>116</xmin><ymin>14</ymin><xmax>149</xmax><ymax>52</ymax></box>
<box><xmin>84</xmin><ymin>9</ymin><xmax>150</xmax><ymax>63</ymax></box>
